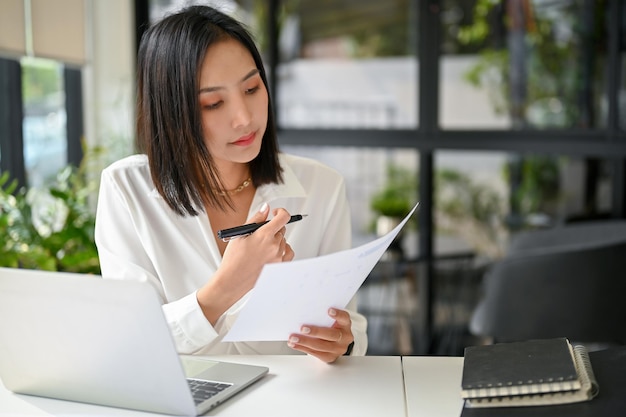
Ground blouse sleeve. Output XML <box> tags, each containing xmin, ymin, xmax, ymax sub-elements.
<box><xmin>95</xmin><ymin>167</ymin><xmax>219</xmax><ymax>354</ymax></box>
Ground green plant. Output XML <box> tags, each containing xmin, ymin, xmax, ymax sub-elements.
<box><xmin>0</xmin><ymin>158</ymin><xmax>101</xmax><ymax>274</ymax></box>
<box><xmin>370</xmin><ymin>164</ymin><xmax>417</xmax><ymax>218</ymax></box>
<box><xmin>435</xmin><ymin>168</ymin><xmax>507</xmax><ymax>258</ymax></box>
<box><xmin>504</xmin><ymin>155</ymin><xmax>561</xmax><ymax>216</ymax></box>
<box><xmin>457</xmin><ymin>0</ymin><xmax>606</xmax><ymax>127</ymax></box>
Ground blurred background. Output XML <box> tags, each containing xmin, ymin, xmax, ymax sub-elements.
<box><xmin>1</xmin><ymin>0</ymin><xmax>625</xmax><ymax>356</ymax></box>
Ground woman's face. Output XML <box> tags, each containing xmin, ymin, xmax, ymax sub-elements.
<box><xmin>198</xmin><ymin>38</ymin><xmax>268</xmax><ymax>168</ymax></box>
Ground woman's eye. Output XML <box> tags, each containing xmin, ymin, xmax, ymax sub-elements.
<box><xmin>204</xmin><ymin>101</ymin><xmax>222</xmax><ymax>110</ymax></box>
<box><xmin>245</xmin><ymin>86</ymin><xmax>260</xmax><ymax>95</ymax></box>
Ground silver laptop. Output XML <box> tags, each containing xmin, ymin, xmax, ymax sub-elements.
<box><xmin>0</xmin><ymin>267</ymin><xmax>268</xmax><ymax>416</ymax></box>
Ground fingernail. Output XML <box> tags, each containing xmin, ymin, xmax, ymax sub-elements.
<box><xmin>258</xmin><ymin>202</ymin><xmax>268</xmax><ymax>213</ymax></box>
<box><xmin>301</xmin><ymin>326</ymin><xmax>310</xmax><ymax>334</ymax></box>
<box><xmin>329</xmin><ymin>308</ymin><xmax>337</xmax><ymax>316</ymax></box>
<box><xmin>289</xmin><ymin>336</ymin><xmax>299</xmax><ymax>344</ymax></box>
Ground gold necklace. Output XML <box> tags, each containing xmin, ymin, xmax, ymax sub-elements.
<box><xmin>212</xmin><ymin>177</ymin><xmax>252</xmax><ymax>197</ymax></box>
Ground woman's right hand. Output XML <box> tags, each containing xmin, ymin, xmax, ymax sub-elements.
<box><xmin>197</xmin><ymin>203</ymin><xmax>294</xmax><ymax>324</ymax></box>
<box><xmin>222</xmin><ymin>202</ymin><xmax>294</xmax><ymax>277</ymax></box>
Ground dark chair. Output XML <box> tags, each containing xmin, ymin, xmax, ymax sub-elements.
<box><xmin>469</xmin><ymin>221</ymin><xmax>626</xmax><ymax>346</ymax></box>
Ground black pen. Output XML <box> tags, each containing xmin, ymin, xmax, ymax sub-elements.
<box><xmin>217</xmin><ymin>214</ymin><xmax>308</xmax><ymax>241</ymax></box>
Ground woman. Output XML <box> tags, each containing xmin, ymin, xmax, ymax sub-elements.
<box><xmin>95</xmin><ymin>5</ymin><xmax>367</xmax><ymax>363</ymax></box>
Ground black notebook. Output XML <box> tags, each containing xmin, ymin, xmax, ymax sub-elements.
<box><xmin>461</xmin><ymin>338</ymin><xmax>599</xmax><ymax>408</ymax></box>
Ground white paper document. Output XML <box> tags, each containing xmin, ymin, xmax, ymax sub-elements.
<box><xmin>223</xmin><ymin>203</ymin><xmax>419</xmax><ymax>342</ymax></box>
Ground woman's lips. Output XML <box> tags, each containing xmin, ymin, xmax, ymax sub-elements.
<box><xmin>232</xmin><ymin>132</ymin><xmax>256</xmax><ymax>146</ymax></box>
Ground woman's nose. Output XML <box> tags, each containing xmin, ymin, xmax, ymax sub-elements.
<box><xmin>231</xmin><ymin>95</ymin><xmax>252</xmax><ymax>129</ymax></box>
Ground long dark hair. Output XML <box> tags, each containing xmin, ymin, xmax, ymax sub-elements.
<box><xmin>136</xmin><ymin>5</ymin><xmax>282</xmax><ymax>216</ymax></box>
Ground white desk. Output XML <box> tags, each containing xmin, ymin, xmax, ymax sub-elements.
<box><xmin>0</xmin><ymin>355</ymin><xmax>407</xmax><ymax>417</ymax></box>
<box><xmin>402</xmin><ymin>356</ymin><xmax>465</xmax><ymax>417</ymax></box>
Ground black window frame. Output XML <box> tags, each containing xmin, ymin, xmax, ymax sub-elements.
<box><xmin>132</xmin><ymin>0</ymin><xmax>626</xmax><ymax>354</ymax></box>
<box><xmin>0</xmin><ymin>58</ymin><xmax>84</xmax><ymax>188</ymax></box>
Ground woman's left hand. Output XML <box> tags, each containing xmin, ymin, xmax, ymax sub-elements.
<box><xmin>287</xmin><ymin>308</ymin><xmax>354</xmax><ymax>363</ymax></box>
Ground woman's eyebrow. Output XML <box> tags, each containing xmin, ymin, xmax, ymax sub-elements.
<box><xmin>199</xmin><ymin>68</ymin><xmax>260</xmax><ymax>93</ymax></box>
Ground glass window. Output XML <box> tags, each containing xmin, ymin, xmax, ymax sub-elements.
<box><xmin>276</xmin><ymin>0</ymin><xmax>418</xmax><ymax>129</ymax></box>
<box><xmin>148</xmin><ymin>0</ymin><xmax>266</xmax><ymax>50</ymax></box>
<box><xmin>281</xmin><ymin>145</ymin><xmax>419</xmax><ymax>254</ymax></box>
<box><xmin>441</xmin><ymin>0</ymin><xmax>609</xmax><ymax>130</ymax></box>
<box><xmin>434</xmin><ymin>150</ymin><xmax>509</xmax><ymax>258</ymax></box>
<box><xmin>434</xmin><ymin>150</ymin><xmax>614</xmax><ymax>260</ymax></box>
<box><xmin>21</xmin><ymin>57</ymin><xmax>67</xmax><ymax>187</ymax></box>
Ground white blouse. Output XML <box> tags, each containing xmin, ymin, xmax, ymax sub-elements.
<box><xmin>95</xmin><ymin>153</ymin><xmax>368</xmax><ymax>356</ymax></box>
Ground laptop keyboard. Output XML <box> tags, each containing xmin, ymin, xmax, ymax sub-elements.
<box><xmin>187</xmin><ymin>378</ymin><xmax>233</xmax><ymax>405</ymax></box>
